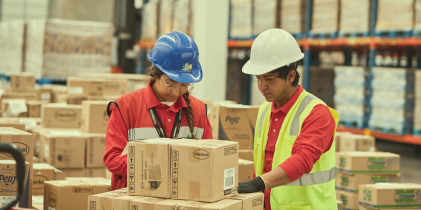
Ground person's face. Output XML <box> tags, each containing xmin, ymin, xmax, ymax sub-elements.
<box><xmin>153</xmin><ymin>75</ymin><xmax>193</xmax><ymax>102</ymax></box>
<box><xmin>256</xmin><ymin>71</ymin><xmax>295</xmax><ymax>105</ymax></box>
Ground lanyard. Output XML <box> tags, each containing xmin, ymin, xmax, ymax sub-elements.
<box><xmin>148</xmin><ymin>107</ymin><xmax>183</xmax><ymax>138</ymax></box>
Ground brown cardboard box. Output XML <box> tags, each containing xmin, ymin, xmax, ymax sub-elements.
<box><xmin>44</xmin><ymin>180</ymin><xmax>93</xmax><ymax>210</ymax></box>
<box><xmin>338</xmin><ymin>191</ymin><xmax>359</xmax><ymax>210</ymax></box>
<box><xmin>1</xmin><ymin>90</ymin><xmax>38</xmax><ymax>102</ymax></box>
<box><xmin>41</xmin><ymin>104</ymin><xmax>82</xmax><ymax>128</ymax></box>
<box><xmin>359</xmin><ymin>183</ymin><xmax>421</xmax><ymax>209</ymax></box>
<box><xmin>239</xmin><ymin>149</ymin><xmax>253</xmax><ymax>161</ymax></box>
<box><xmin>128</xmin><ymin>139</ymin><xmax>239</xmax><ymax>202</ymax></box>
<box><xmin>41</xmin><ymin>130</ymin><xmax>86</xmax><ymax>169</ymax></box>
<box><xmin>10</xmin><ymin>73</ymin><xmax>36</xmax><ymax>91</ymax></box>
<box><xmin>130</xmin><ymin>197</ymin><xmax>191</xmax><ymax>209</ymax></box>
<box><xmin>56</xmin><ymin>169</ymin><xmax>86</xmax><ymax>180</ymax></box>
<box><xmin>32</xmin><ymin>195</ymin><xmax>44</xmax><ymax>210</ymax></box>
<box><xmin>32</xmin><ymin>163</ymin><xmax>62</xmax><ymax>195</ymax></box>
<box><xmin>170</xmin><ymin>140</ymin><xmax>239</xmax><ymax>202</ymax></box>
<box><xmin>110</xmin><ymin>194</ymin><xmax>144</xmax><ymax>210</ymax></box>
<box><xmin>88</xmin><ymin>190</ymin><xmax>129</xmax><ymax>210</ymax></box>
<box><xmin>81</xmin><ymin>101</ymin><xmax>109</xmax><ymax>133</ymax></box>
<box><xmin>239</xmin><ymin>159</ymin><xmax>254</xmax><ymax>182</ymax></box>
<box><xmin>127</xmin><ymin>139</ymin><xmax>192</xmax><ymax>198</ymax></box>
<box><xmin>86</xmin><ymin>167</ymin><xmax>107</xmax><ymax>178</ymax></box>
<box><xmin>335</xmin><ymin>131</ymin><xmax>352</xmax><ymax>152</ymax></box>
<box><xmin>336</xmin><ymin>152</ymin><xmax>400</xmax><ymax>174</ymax></box>
<box><xmin>85</xmin><ymin>133</ymin><xmax>106</xmax><ymax>168</ymax></box>
<box><xmin>0</xmin><ymin>122</ymin><xmax>25</xmax><ymax>131</ymax></box>
<box><xmin>209</xmin><ymin>104</ymin><xmax>258</xmax><ymax>149</ymax></box>
<box><xmin>0</xmin><ymin>160</ymin><xmax>29</xmax><ymax>207</ymax></box>
<box><xmin>229</xmin><ymin>193</ymin><xmax>264</xmax><ymax>210</ymax></box>
<box><xmin>339</xmin><ymin>134</ymin><xmax>375</xmax><ymax>152</ymax></box>
<box><xmin>179</xmin><ymin>199</ymin><xmax>242</xmax><ymax>209</ymax></box>
<box><xmin>337</xmin><ymin>199</ymin><xmax>343</xmax><ymax>210</ymax></box>
<box><xmin>67</xmin><ymin>77</ymin><xmax>104</xmax><ymax>97</ymax></box>
<box><xmin>66</xmin><ymin>178</ymin><xmax>111</xmax><ymax>194</ymax></box>
<box><xmin>27</xmin><ymin>101</ymin><xmax>47</xmax><ymax>118</ymax></box>
<box><xmin>103</xmin><ymin>80</ymin><xmax>128</xmax><ymax>96</ymax></box>
<box><xmin>335</xmin><ymin>172</ymin><xmax>400</xmax><ymax>193</ymax></box>
<box><xmin>1</xmin><ymin>99</ymin><xmax>28</xmax><ymax>117</ymax></box>
<box><xmin>0</xmin><ymin>118</ymin><xmax>40</xmax><ymax>133</ymax></box>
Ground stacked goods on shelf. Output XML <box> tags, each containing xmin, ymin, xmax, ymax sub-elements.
<box><xmin>339</xmin><ymin>0</ymin><xmax>370</xmax><ymax>36</ymax></box>
<box><xmin>415</xmin><ymin>71</ymin><xmax>421</xmax><ymax>135</ymax></box>
<box><xmin>159</xmin><ymin>0</ymin><xmax>173</xmax><ymax>37</ymax></box>
<box><xmin>309</xmin><ymin>66</ymin><xmax>335</xmax><ymax>108</ymax></box>
<box><xmin>229</xmin><ymin>0</ymin><xmax>253</xmax><ymax>39</ymax></box>
<box><xmin>0</xmin><ymin>127</ymin><xmax>34</xmax><ymax>208</ymax></box>
<box><xmin>280</xmin><ymin>0</ymin><xmax>306</xmax><ymax>35</ymax></box>
<box><xmin>415</xmin><ymin>0</ymin><xmax>421</xmax><ymax>32</ymax></box>
<box><xmin>252</xmin><ymin>0</ymin><xmax>276</xmax><ymax>36</ymax></box>
<box><xmin>1</xmin><ymin>0</ymin><xmax>51</xmax><ymax>21</ymax></box>
<box><xmin>140</xmin><ymin>1</ymin><xmax>158</xmax><ymax>40</ymax></box>
<box><xmin>359</xmin><ymin>183</ymin><xmax>421</xmax><ymax>209</ymax></box>
<box><xmin>376</xmin><ymin>0</ymin><xmax>414</xmax><ymax>34</ymax></box>
<box><xmin>334</xmin><ymin>66</ymin><xmax>370</xmax><ymax>128</ymax></box>
<box><xmin>336</xmin><ymin>151</ymin><xmax>401</xmax><ymax>210</ymax></box>
<box><xmin>369</xmin><ymin>67</ymin><xmax>415</xmax><ymax>134</ymax></box>
<box><xmin>0</xmin><ymin>20</ymin><xmax>25</xmax><ymax>76</ymax></box>
<box><xmin>75</xmin><ymin>72</ymin><xmax>149</xmax><ymax>93</ymax></box>
<box><xmin>25</xmin><ymin>19</ymin><xmax>113</xmax><ymax>80</ymax></box>
<box><xmin>172</xmin><ymin>0</ymin><xmax>193</xmax><ymax>35</ymax></box>
<box><xmin>311</xmin><ymin>0</ymin><xmax>339</xmax><ymax>36</ymax></box>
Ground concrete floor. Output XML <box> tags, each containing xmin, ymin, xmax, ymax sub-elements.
<box><xmin>375</xmin><ymin>139</ymin><xmax>421</xmax><ymax>184</ymax></box>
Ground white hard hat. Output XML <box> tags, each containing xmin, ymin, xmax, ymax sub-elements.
<box><xmin>242</xmin><ymin>28</ymin><xmax>304</xmax><ymax>75</ymax></box>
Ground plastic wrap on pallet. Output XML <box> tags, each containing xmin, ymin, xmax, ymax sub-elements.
<box><xmin>141</xmin><ymin>2</ymin><xmax>158</xmax><ymax>40</ymax></box>
<box><xmin>253</xmin><ymin>0</ymin><xmax>276</xmax><ymax>36</ymax></box>
<box><xmin>0</xmin><ymin>20</ymin><xmax>25</xmax><ymax>76</ymax></box>
<box><xmin>281</xmin><ymin>0</ymin><xmax>306</xmax><ymax>34</ymax></box>
<box><xmin>311</xmin><ymin>0</ymin><xmax>339</xmax><ymax>34</ymax></box>
<box><xmin>173</xmin><ymin>0</ymin><xmax>191</xmax><ymax>35</ymax></box>
<box><xmin>159</xmin><ymin>0</ymin><xmax>173</xmax><ymax>37</ymax></box>
<box><xmin>229</xmin><ymin>0</ymin><xmax>252</xmax><ymax>39</ymax></box>
<box><xmin>339</xmin><ymin>0</ymin><xmax>370</xmax><ymax>34</ymax></box>
<box><xmin>24</xmin><ymin>19</ymin><xmax>113</xmax><ymax>80</ymax></box>
<box><xmin>376</xmin><ymin>0</ymin><xmax>414</xmax><ymax>32</ymax></box>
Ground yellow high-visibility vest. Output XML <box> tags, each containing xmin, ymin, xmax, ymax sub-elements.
<box><xmin>254</xmin><ymin>90</ymin><xmax>339</xmax><ymax>210</ymax></box>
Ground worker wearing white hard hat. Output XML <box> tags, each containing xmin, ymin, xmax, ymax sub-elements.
<box><xmin>239</xmin><ymin>28</ymin><xmax>339</xmax><ymax>210</ymax></box>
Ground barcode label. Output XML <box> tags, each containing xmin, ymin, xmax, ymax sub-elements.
<box><xmin>224</xmin><ymin>168</ymin><xmax>235</xmax><ymax>190</ymax></box>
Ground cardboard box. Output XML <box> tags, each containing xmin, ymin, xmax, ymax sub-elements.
<box><xmin>67</xmin><ymin>77</ymin><xmax>127</xmax><ymax>97</ymax></box>
<box><xmin>10</xmin><ymin>73</ymin><xmax>36</xmax><ymax>91</ymax></box>
<box><xmin>0</xmin><ymin>118</ymin><xmax>40</xmax><ymax>133</ymax></box>
<box><xmin>85</xmin><ymin>133</ymin><xmax>106</xmax><ymax>168</ymax></box>
<box><xmin>41</xmin><ymin>103</ymin><xmax>82</xmax><ymax>128</ymax></box>
<box><xmin>335</xmin><ymin>172</ymin><xmax>400</xmax><ymax>193</ymax></box>
<box><xmin>170</xmin><ymin>140</ymin><xmax>239</xmax><ymax>202</ymax></box>
<box><xmin>0</xmin><ymin>122</ymin><xmax>25</xmax><ymax>131</ymax></box>
<box><xmin>110</xmin><ymin>194</ymin><xmax>143</xmax><ymax>210</ymax></box>
<box><xmin>27</xmin><ymin>101</ymin><xmax>47</xmax><ymax>118</ymax></box>
<box><xmin>88</xmin><ymin>190</ymin><xmax>129</xmax><ymax>210</ymax></box>
<box><xmin>66</xmin><ymin>178</ymin><xmax>111</xmax><ymax>195</ymax></box>
<box><xmin>209</xmin><ymin>104</ymin><xmax>258</xmax><ymax>149</ymax></box>
<box><xmin>128</xmin><ymin>139</ymin><xmax>239</xmax><ymax>202</ymax></box>
<box><xmin>1</xmin><ymin>90</ymin><xmax>38</xmax><ymax>102</ymax></box>
<box><xmin>81</xmin><ymin>101</ymin><xmax>109</xmax><ymax>133</ymax></box>
<box><xmin>229</xmin><ymin>193</ymin><xmax>264</xmax><ymax>210</ymax></box>
<box><xmin>32</xmin><ymin>195</ymin><xmax>44</xmax><ymax>210</ymax></box>
<box><xmin>32</xmin><ymin>163</ymin><xmax>62</xmax><ymax>195</ymax></box>
<box><xmin>359</xmin><ymin>206</ymin><xmax>420</xmax><ymax>210</ymax></box>
<box><xmin>127</xmin><ymin>139</ymin><xmax>192</xmax><ymax>198</ymax></box>
<box><xmin>239</xmin><ymin>159</ymin><xmax>254</xmax><ymax>182</ymax></box>
<box><xmin>56</xmin><ymin>169</ymin><xmax>86</xmax><ymax>180</ymax></box>
<box><xmin>239</xmin><ymin>149</ymin><xmax>253</xmax><ymax>161</ymax></box>
<box><xmin>335</xmin><ymin>131</ymin><xmax>352</xmax><ymax>152</ymax></box>
<box><xmin>336</xmin><ymin>152</ymin><xmax>400</xmax><ymax>174</ymax></box>
<box><xmin>86</xmin><ymin>167</ymin><xmax>107</xmax><ymax>178</ymax></box>
<box><xmin>1</xmin><ymin>99</ymin><xmax>28</xmax><ymax>117</ymax></box>
<box><xmin>337</xmin><ymin>199</ymin><xmax>343</xmax><ymax>210</ymax></box>
<box><xmin>179</xmin><ymin>199</ymin><xmax>242</xmax><ymax>209</ymax></box>
<box><xmin>359</xmin><ymin>183</ymin><xmax>421</xmax><ymax>209</ymax></box>
<box><xmin>130</xmin><ymin>197</ymin><xmax>191</xmax><ymax>209</ymax></box>
<box><xmin>339</xmin><ymin>134</ymin><xmax>375</xmax><ymax>152</ymax></box>
<box><xmin>0</xmin><ymin>160</ymin><xmax>29</xmax><ymax>207</ymax></box>
<box><xmin>44</xmin><ymin>180</ymin><xmax>93</xmax><ymax>210</ymax></box>
<box><xmin>338</xmin><ymin>191</ymin><xmax>359</xmax><ymax>210</ymax></box>
<box><xmin>41</xmin><ymin>130</ymin><xmax>86</xmax><ymax>169</ymax></box>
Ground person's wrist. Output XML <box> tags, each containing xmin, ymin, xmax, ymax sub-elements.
<box><xmin>253</xmin><ymin>176</ymin><xmax>267</xmax><ymax>191</ymax></box>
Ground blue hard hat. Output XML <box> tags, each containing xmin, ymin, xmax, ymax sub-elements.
<box><xmin>148</xmin><ymin>31</ymin><xmax>203</xmax><ymax>83</ymax></box>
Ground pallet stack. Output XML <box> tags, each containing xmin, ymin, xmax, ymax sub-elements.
<box><xmin>415</xmin><ymin>70</ymin><xmax>421</xmax><ymax>135</ymax></box>
<box><xmin>311</xmin><ymin>0</ymin><xmax>339</xmax><ymax>37</ymax></box>
<box><xmin>339</xmin><ymin>0</ymin><xmax>370</xmax><ymax>37</ymax></box>
<box><xmin>280</xmin><ymin>0</ymin><xmax>306</xmax><ymax>37</ymax></box>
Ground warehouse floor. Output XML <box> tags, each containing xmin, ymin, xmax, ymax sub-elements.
<box><xmin>375</xmin><ymin>140</ymin><xmax>421</xmax><ymax>184</ymax></box>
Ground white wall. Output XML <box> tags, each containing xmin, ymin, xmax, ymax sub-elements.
<box><xmin>190</xmin><ymin>0</ymin><xmax>229</xmax><ymax>101</ymax></box>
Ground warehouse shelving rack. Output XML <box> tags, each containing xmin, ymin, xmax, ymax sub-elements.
<box><xmin>138</xmin><ymin>0</ymin><xmax>421</xmax><ymax>144</ymax></box>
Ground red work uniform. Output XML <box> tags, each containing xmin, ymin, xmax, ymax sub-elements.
<box><xmin>104</xmin><ymin>81</ymin><xmax>213</xmax><ymax>190</ymax></box>
<box><xmin>263</xmin><ymin>85</ymin><xmax>336</xmax><ymax>210</ymax></box>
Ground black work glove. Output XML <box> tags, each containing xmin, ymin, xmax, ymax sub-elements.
<box><xmin>238</xmin><ymin>176</ymin><xmax>266</xmax><ymax>193</ymax></box>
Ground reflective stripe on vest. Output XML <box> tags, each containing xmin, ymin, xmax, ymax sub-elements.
<box><xmin>258</xmin><ymin>93</ymin><xmax>335</xmax><ymax>186</ymax></box>
<box><xmin>287</xmin><ymin>167</ymin><xmax>335</xmax><ymax>186</ymax></box>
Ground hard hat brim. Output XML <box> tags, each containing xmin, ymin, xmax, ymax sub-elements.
<box><xmin>242</xmin><ymin>53</ymin><xmax>304</xmax><ymax>75</ymax></box>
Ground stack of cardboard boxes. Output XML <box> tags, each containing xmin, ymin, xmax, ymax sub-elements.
<box><xmin>85</xmin><ymin>138</ymin><xmax>264</xmax><ymax>210</ymax></box>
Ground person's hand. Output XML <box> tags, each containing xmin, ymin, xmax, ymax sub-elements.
<box><xmin>238</xmin><ymin>176</ymin><xmax>266</xmax><ymax>193</ymax></box>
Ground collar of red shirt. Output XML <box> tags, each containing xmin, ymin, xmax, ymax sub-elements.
<box><xmin>271</xmin><ymin>84</ymin><xmax>304</xmax><ymax>114</ymax></box>
<box><xmin>144</xmin><ymin>80</ymin><xmax>188</xmax><ymax>112</ymax></box>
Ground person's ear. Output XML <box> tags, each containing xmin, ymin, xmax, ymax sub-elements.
<box><xmin>288</xmin><ymin>70</ymin><xmax>296</xmax><ymax>84</ymax></box>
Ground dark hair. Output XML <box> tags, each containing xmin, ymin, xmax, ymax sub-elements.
<box><xmin>271</xmin><ymin>62</ymin><xmax>300</xmax><ymax>86</ymax></box>
<box><xmin>146</xmin><ymin>65</ymin><xmax>197</xmax><ymax>139</ymax></box>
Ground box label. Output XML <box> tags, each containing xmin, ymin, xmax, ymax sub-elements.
<box><xmin>224</xmin><ymin>168</ymin><xmax>235</xmax><ymax>190</ymax></box>
<box><xmin>0</xmin><ymin>196</ymin><xmax>16</xmax><ymax>208</ymax></box>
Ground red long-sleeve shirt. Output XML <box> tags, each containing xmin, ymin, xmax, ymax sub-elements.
<box><xmin>263</xmin><ymin>85</ymin><xmax>336</xmax><ymax>210</ymax></box>
<box><xmin>104</xmin><ymin>81</ymin><xmax>213</xmax><ymax>190</ymax></box>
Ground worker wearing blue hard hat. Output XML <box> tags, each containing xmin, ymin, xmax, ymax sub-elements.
<box><xmin>104</xmin><ymin>31</ymin><xmax>213</xmax><ymax>190</ymax></box>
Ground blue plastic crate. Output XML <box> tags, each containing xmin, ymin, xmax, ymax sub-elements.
<box><xmin>375</xmin><ymin>30</ymin><xmax>412</xmax><ymax>38</ymax></box>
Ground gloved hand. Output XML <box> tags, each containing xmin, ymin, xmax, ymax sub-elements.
<box><xmin>238</xmin><ymin>176</ymin><xmax>266</xmax><ymax>193</ymax></box>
